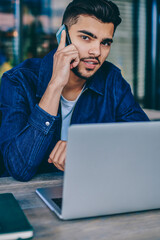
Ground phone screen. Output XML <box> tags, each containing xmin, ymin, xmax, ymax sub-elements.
<box><xmin>56</xmin><ymin>24</ymin><xmax>72</xmax><ymax>46</ymax></box>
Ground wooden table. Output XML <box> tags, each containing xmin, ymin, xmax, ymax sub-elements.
<box><xmin>0</xmin><ymin>173</ymin><xmax>160</xmax><ymax>240</ymax></box>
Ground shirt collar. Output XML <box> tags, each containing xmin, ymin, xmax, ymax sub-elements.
<box><xmin>85</xmin><ymin>66</ymin><xmax>106</xmax><ymax>96</ymax></box>
<box><xmin>36</xmin><ymin>49</ymin><xmax>106</xmax><ymax>98</ymax></box>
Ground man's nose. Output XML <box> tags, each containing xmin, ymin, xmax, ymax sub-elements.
<box><xmin>88</xmin><ymin>42</ymin><xmax>101</xmax><ymax>57</ymax></box>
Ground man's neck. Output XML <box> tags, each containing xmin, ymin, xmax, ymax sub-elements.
<box><xmin>62</xmin><ymin>71</ymin><xmax>86</xmax><ymax>101</ymax></box>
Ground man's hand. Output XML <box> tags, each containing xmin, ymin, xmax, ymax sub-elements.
<box><xmin>38</xmin><ymin>30</ymin><xmax>80</xmax><ymax>116</ymax></box>
<box><xmin>51</xmin><ymin>30</ymin><xmax>80</xmax><ymax>87</ymax></box>
<box><xmin>48</xmin><ymin>141</ymin><xmax>67</xmax><ymax>171</ymax></box>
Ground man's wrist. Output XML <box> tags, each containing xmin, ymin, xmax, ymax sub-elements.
<box><xmin>49</xmin><ymin>76</ymin><xmax>67</xmax><ymax>90</ymax></box>
<box><xmin>38</xmin><ymin>80</ymin><xmax>63</xmax><ymax>116</ymax></box>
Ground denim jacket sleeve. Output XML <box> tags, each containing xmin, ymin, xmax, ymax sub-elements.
<box><xmin>0</xmin><ymin>73</ymin><xmax>61</xmax><ymax>181</ymax></box>
<box><xmin>114</xmin><ymin>72</ymin><xmax>149</xmax><ymax>122</ymax></box>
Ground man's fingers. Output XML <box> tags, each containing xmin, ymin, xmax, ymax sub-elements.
<box><xmin>52</xmin><ymin>141</ymin><xmax>65</xmax><ymax>164</ymax></box>
<box><xmin>49</xmin><ymin>141</ymin><xmax>61</xmax><ymax>160</ymax></box>
<box><xmin>52</xmin><ymin>142</ymin><xmax>66</xmax><ymax>171</ymax></box>
<box><xmin>48</xmin><ymin>141</ymin><xmax>67</xmax><ymax>171</ymax></box>
<box><xmin>57</xmin><ymin>30</ymin><xmax>66</xmax><ymax>51</ymax></box>
<box><xmin>57</xmin><ymin>48</ymin><xmax>79</xmax><ymax>69</ymax></box>
<box><xmin>70</xmin><ymin>56</ymin><xmax>80</xmax><ymax>69</ymax></box>
<box><xmin>57</xmin><ymin>145</ymin><xmax>66</xmax><ymax>171</ymax></box>
<box><xmin>48</xmin><ymin>157</ymin><xmax>52</xmax><ymax>163</ymax></box>
<box><xmin>54</xmin><ymin>161</ymin><xmax>63</xmax><ymax>171</ymax></box>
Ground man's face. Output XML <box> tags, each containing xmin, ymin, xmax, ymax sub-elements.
<box><xmin>68</xmin><ymin>15</ymin><xmax>114</xmax><ymax>80</ymax></box>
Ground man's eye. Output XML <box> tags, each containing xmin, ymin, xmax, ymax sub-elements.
<box><xmin>102</xmin><ymin>42</ymin><xmax>111</xmax><ymax>46</ymax></box>
<box><xmin>81</xmin><ymin>35</ymin><xmax>89</xmax><ymax>40</ymax></box>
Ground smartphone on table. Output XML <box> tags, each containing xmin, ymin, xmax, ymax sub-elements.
<box><xmin>56</xmin><ymin>24</ymin><xmax>72</xmax><ymax>46</ymax></box>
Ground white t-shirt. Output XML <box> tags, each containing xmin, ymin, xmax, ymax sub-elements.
<box><xmin>60</xmin><ymin>87</ymin><xmax>85</xmax><ymax>141</ymax></box>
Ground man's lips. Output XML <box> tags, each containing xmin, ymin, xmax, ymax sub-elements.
<box><xmin>81</xmin><ymin>59</ymin><xmax>100</xmax><ymax>69</ymax></box>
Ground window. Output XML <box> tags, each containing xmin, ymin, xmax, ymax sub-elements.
<box><xmin>108</xmin><ymin>0</ymin><xmax>146</xmax><ymax>106</ymax></box>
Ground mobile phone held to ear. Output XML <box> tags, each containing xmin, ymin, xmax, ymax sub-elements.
<box><xmin>56</xmin><ymin>24</ymin><xmax>72</xmax><ymax>46</ymax></box>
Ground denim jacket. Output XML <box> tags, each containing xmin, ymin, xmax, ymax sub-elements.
<box><xmin>0</xmin><ymin>50</ymin><xmax>149</xmax><ymax>181</ymax></box>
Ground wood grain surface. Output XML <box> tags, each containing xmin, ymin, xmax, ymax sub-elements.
<box><xmin>0</xmin><ymin>173</ymin><xmax>160</xmax><ymax>240</ymax></box>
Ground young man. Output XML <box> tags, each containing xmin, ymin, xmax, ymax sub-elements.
<box><xmin>0</xmin><ymin>0</ymin><xmax>149</xmax><ymax>181</ymax></box>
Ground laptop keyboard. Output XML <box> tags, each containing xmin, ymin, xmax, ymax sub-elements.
<box><xmin>52</xmin><ymin>198</ymin><xmax>62</xmax><ymax>209</ymax></box>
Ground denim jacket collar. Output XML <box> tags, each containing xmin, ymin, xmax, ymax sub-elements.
<box><xmin>36</xmin><ymin>49</ymin><xmax>105</xmax><ymax>98</ymax></box>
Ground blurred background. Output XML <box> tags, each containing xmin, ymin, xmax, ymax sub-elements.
<box><xmin>0</xmin><ymin>0</ymin><xmax>159</xmax><ymax>109</ymax></box>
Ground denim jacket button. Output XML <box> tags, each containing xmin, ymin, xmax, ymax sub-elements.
<box><xmin>45</xmin><ymin>121</ymin><xmax>50</xmax><ymax>126</ymax></box>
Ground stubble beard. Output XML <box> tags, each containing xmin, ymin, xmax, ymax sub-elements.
<box><xmin>71</xmin><ymin>66</ymin><xmax>93</xmax><ymax>81</ymax></box>
<box><xmin>71</xmin><ymin>61</ymin><xmax>100</xmax><ymax>81</ymax></box>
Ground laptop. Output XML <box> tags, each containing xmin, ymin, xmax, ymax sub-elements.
<box><xmin>36</xmin><ymin>121</ymin><xmax>160</xmax><ymax>220</ymax></box>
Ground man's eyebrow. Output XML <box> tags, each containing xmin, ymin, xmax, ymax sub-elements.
<box><xmin>102</xmin><ymin>38</ymin><xmax>113</xmax><ymax>44</ymax></box>
<box><xmin>78</xmin><ymin>30</ymin><xmax>97</xmax><ymax>39</ymax></box>
<box><xmin>77</xmin><ymin>30</ymin><xmax>113</xmax><ymax>43</ymax></box>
